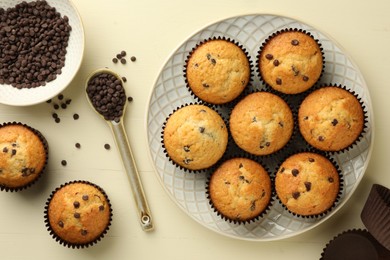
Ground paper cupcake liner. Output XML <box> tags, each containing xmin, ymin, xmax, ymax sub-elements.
<box><xmin>44</xmin><ymin>180</ymin><xmax>113</xmax><ymax>249</ymax></box>
<box><xmin>205</xmin><ymin>155</ymin><xmax>273</xmax><ymax>224</ymax></box>
<box><xmin>297</xmin><ymin>83</ymin><xmax>368</xmax><ymax>154</ymax></box>
<box><xmin>361</xmin><ymin>184</ymin><xmax>390</xmax><ymax>251</ymax></box>
<box><xmin>183</xmin><ymin>36</ymin><xmax>254</xmax><ymax>106</ymax></box>
<box><xmin>0</xmin><ymin>122</ymin><xmax>49</xmax><ymax>192</ymax></box>
<box><xmin>273</xmin><ymin>149</ymin><xmax>344</xmax><ymax>218</ymax></box>
<box><xmin>320</xmin><ymin>229</ymin><xmax>390</xmax><ymax>260</ymax></box>
<box><xmin>228</xmin><ymin>90</ymin><xmax>296</xmax><ymax>159</ymax></box>
<box><xmin>161</xmin><ymin>102</ymin><xmax>229</xmax><ymax>174</ymax></box>
<box><xmin>256</xmin><ymin>28</ymin><xmax>325</xmax><ymax>95</ymax></box>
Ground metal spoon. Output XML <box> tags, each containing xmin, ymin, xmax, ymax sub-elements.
<box><xmin>85</xmin><ymin>68</ymin><xmax>153</xmax><ymax>231</ymax></box>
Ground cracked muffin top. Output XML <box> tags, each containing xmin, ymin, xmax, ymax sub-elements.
<box><xmin>229</xmin><ymin>92</ymin><xmax>294</xmax><ymax>156</ymax></box>
<box><xmin>258</xmin><ymin>29</ymin><xmax>323</xmax><ymax>94</ymax></box>
<box><xmin>163</xmin><ymin>104</ymin><xmax>228</xmax><ymax>171</ymax></box>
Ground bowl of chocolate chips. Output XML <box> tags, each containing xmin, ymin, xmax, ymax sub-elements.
<box><xmin>0</xmin><ymin>0</ymin><xmax>84</xmax><ymax>106</ymax></box>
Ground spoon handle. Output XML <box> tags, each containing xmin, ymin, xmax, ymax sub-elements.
<box><xmin>110</xmin><ymin>121</ymin><xmax>154</xmax><ymax>231</ymax></box>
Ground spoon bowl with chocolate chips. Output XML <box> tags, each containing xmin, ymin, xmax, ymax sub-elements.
<box><xmin>86</xmin><ymin>68</ymin><xmax>153</xmax><ymax>232</ymax></box>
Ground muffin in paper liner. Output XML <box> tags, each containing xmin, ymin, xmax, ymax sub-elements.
<box><xmin>184</xmin><ymin>36</ymin><xmax>253</xmax><ymax>106</ymax></box>
<box><xmin>257</xmin><ymin>28</ymin><xmax>325</xmax><ymax>95</ymax></box>
<box><xmin>320</xmin><ymin>229</ymin><xmax>390</xmax><ymax>260</ymax></box>
<box><xmin>228</xmin><ymin>90</ymin><xmax>295</xmax><ymax>157</ymax></box>
<box><xmin>161</xmin><ymin>103</ymin><xmax>229</xmax><ymax>173</ymax></box>
<box><xmin>274</xmin><ymin>150</ymin><xmax>343</xmax><ymax>218</ymax></box>
<box><xmin>361</xmin><ymin>184</ymin><xmax>390</xmax><ymax>252</ymax></box>
<box><xmin>44</xmin><ymin>180</ymin><xmax>113</xmax><ymax>249</ymax></box>
<box><xmin>298</xmin><ymin>84</ymin><xmax>368</xmax><ymax>154</ymax></box>
<box><xmin>0</xmin><ymin>122</ymin><xmax>49</xmax><ymax>192</ymax></box>
<box><xmin>206</xmin><ymin>156</ymin><xmax>273</xmax><ymax>224</ymax></box>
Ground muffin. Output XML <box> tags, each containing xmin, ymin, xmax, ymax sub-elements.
<box><xmin>258</xmin><ymin>28</ymin><xmax>323</xmax><ymax>94</ymax></box>
<box><xmin>44</xmin><ymin>181</ymin><xmax>112</xmax><ymax>248</ymax></box>
<box><xmin>320</xmin><ymin>229</ymin><xmax>390</xmax><ymax>260</ymax></box>
<box><xmin>185</xmin><ymin>38</ymin><xmax>251</xmax><ymax>104</ymax></box>
<box><xmin>229</xmin><ymin>92</ymin><xmax>294</xmax><ymax>156</ymax></box>
<box><xmin>208</xmin><ymin>157</ymin><xmax>272</xmax><ymax>222</ymax></box>
<box><xmin>0</xmin><ymin>122</ymin><xmax>48</xmax><ymax>191</ymax></box>
<box><xmin>163</xmin><ymin>104</ymin><xmax>228</xmax><ymax>171</ymax></box>
<box><xmin>298</xmin><ymin>86</ymin><xmax>365</xmax><ymax>152</ymax></box>
<box><xmin>275</xmin><ymin>152</ymin><xmax>340</xmax><ymax>216</ymax></box>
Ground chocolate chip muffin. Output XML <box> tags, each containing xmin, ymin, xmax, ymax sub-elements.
<box><xmin>229</xmin><ymin>92</ymin><xmax>294</xmax><ymax>156</ymax></box>
<box><xmin>163</xmin><ymin>104</ymin><xmax>228</xmax><ymax>171</ymax></box>
<box><xmin>185</xmin><ymin>38</ymin><xmax>251</xmax><ymax>104</ymax></box>
<box><xmin>0</xmin><ymin>122</ymin><xmax>48</xmax><ymax>191</ymax></box>
<box><xmin>258</xmin><ymin>29</ymin><xmax>323</xmax><ymax>94</ymax></box>
<box><xmin>298</xmin><ymin>86</ymin><xmax>365</xmax><ymax>152</ymax></box>
<box><xmin>208</xmin><ymin>157</ymin><xmax>272</xmax><ymax>222</ymax></box>
<box><xmin>45</xmin><ymin>181</ymin><xmax>112</xmax><ymax>248</ymax></box>
<box><xmin>275</xmin><ymin>152</ymin><xmax>340</xmax><ymax>216</ymax></box>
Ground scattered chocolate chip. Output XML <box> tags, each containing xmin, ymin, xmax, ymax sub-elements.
<box><xmin>305</xmin><ymin>182</ymin><xmax>312</xmax><ymax>191</ymax></box>
<box><xmin>183</xmin><ymin>146</ymin><xmax>190</xmax><ymax>152</ymax></box>
<box><xmin>280</xmin><ymin>167</ymin><xmax>285</xmax><ymax>173</ymax></box>
<box><xmin>53</xmin><ymin>104</ymin><xmax>59</xmax><ymax>110</ymax></box>
<box><xmin>265</xmin><ymin>53</ymin><xmax>273</xmax><ymax>60</ymax></box>
<box><xmin>81</xmin><ymin>229</ymin><xmax>88</xmax><ymax>236</ymax></box>
<box><xmin>261</xmin><ymin>190</ymin><xmax>266</xmax><ymax>198</ymax></box>
<box><xmin>61</xmin><ymin>160</ymin><xmax>67</xmax><ymax>166</ymax></box>
<box><xmin>82</xmin><ymin>195</ymin><xmax>89</xmax><ymax>201</ymax></box>
<box><xmin>127</xmin><ymin>96</ymin><xmax>133</xmax><ymax>102</ymax></box>
<box><xmin>121</xmin><ymin>76</ymin><xmax>127</xmax><ymax>82</ymax></box>
<box><xmin>99</xmin><ymin>205</ymin><xmax>105</xmax><ymax>211</ymax></box>
<box><xmin>332</xmin><ymin>119</ymin><xmax>339</xmax><ymax>126</ymax></box>
<box><xmin>130</xmin><ymin>56</ymin><xmax>136</xmax><ymax>62</ymax></box>
<box><xmin>73</xmin><ymin>113</ymin><xmax>79</xmax><ymax>120</ymax></box>
<box><xmin>120</xmin><ymin>50</ymin><xmax>126</xmax><ymax>57</ymax></box>
<box><xmin>55</xmin><ymin>117</ymin><xmax>60</xmax><ymax>123</ymax></box>
<box><xmin>58</xmin><ymin>221</ymin><xmax>64</xmax><ymax>228</ymax></box>
<box><xmin>279</xmin><ymin>121</ymin><xmax>284</xmax><ymax>127</ymax></box>
<box><xmin>2</xmin><ymin>147</ymin><xmax>8</xmax><ymax>153</ymax></box>
<box><xmin>308</xmin><ymin>158</ymin><xmax>315</xmax><ymax>162</ymax></box>
<box><xmin>112</xmin><ymin>58</ymin><xmax>118</xmax><ymax>63</ymax></box>
<box><xmin>74</xmin><ymin>212</ymin><xmax>80</xmax><ymax>218</ymax></box>
<box><xmin>52</xmin><ymin>113</ymin><xmax>58</xmax><ymax>119</ymax></box>
<box><xmin>252</xmin><ymin>117</ymin><xmax>257</xmax><ymax>122</ymax></box>
<box><xmin>120</xmin><ymin>58</ymin><xmax>126</xmax><ymax>64</ymax></box>
<box><xmin>202</xmin><ymin>83</ymin><xmax>210</xmax><ymax>88</ymax></box>
<box><xmin>210</xmin><ymin>58</ymin><xmax>216</xmax><ymax>65</ymax></box>
<box><xmin>73</xmin><ymin>201</ymin><xmax>80</xmax><ymax>208</ymax></box>
<box><xmin>276</xmin><ymin>78</ymin><xmax>282</xmax><ymax>85</ymax></box>
<box><xmin>183</xmin><ymin>158</ymin><xmax>193</xmax><ymax>165</ymax></box>
<box><xmin>291</xmin><ymin>39</ymin><xmax>299</xmax><ymax>46</ymax></box>
<box><xmin>58</xmin><ymin>94</ymin><xmax>64</xmax><ymax>100</ymax></box>
<box><xmin>60</xmin><ymin>103</ymin><xmax>67</xmax><ymax>109</ymax></box>
<box><xmin>46</xmin><ymin>99</ymin><xmax>52</xmax><ymax>103</ymax></box>
<box><xmin>265</xmin><ymin>142</ymin><xmax>271</xmax><ymax>147</ymax></box>
<box><xmin>291</xmin><ymin>65</ymin><xmax>299</xmax><ymax>76</ymax></box>
<box><xmin>318</xmin><ymin>136</ymin><xmax>325</xmax><ymax>142</ymax></box>
<box><xmin>273</xmin><ymin>59</ymin><xmax>280</xmax><ymax>66</ymax></box>
<box><xmin>239</xmin><ymin>175</ymin><xmax>245</xmax><ymax>181</ymax></box>
<box><xmin>291</xmin><ymin>169</ymin><xmax>299</xmax><ymax>177</ymax></box>
<box><xmin>239</xmin><ymin>163</ymin><xmax>243</xmax><ymax>168</ymax></box>
<box><xmin>224</xmin><ymin>181</ymin><xmax>231</xmax><ymax>185</ymax></box>
<box><xmin>303</xmin><ymin>116</ymin><xmax>309</xmax><ymax>120</ymax></box>
<box><xmin>65</xmin><ymin>99</ymin><xmax>72</xmax><ymax>105</ymax></box>
<box><xmin>104</xmin><ymin>144</ymin><xmax>111</xmax><ymax>150</ymax></box>
<box><xmin>11</xmin><ymin>149</ymin><xmax>16</xmax><ymax>156</ymax></box>
<box><xmin>116</xmin><ymin>53</ymin><xmax>122</xmax><ymax>59</ymax></box>
<box><xmin>75</xmin><ymin>143</ymin><xmax>81</xmax><ymax>149</ymax></box>
<box><xmin>250</xmin><ymin>200</ymin><xmax>256</xmax><ymax>211</ymax></box>
<box><xmin>206</xmin><ymin>53</ymin><xmax>211</xmax><ymax>60</ymax></box>
<box><xmin>199</xmin><ymin>127</ymin><xmax>205</xmax><ymax>133</ymax></box>
<box><xmin>303</xmin><ymin>75</ymin><xmax>309</xmax><ymax>81</ymax></box>
<box><xmin>328</xmin><ymin>177</ymin><xmax>334</xmax><ymax>183</ymax></box>
<box><xmin>292</xmin><ymin>192</ymin><xmax>300</xmax><ymax>199</ymax></box>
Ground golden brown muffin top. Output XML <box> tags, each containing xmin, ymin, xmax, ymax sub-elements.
<box><xmin>229</xmin><ymin>92</ymin><xmax>294</xmax><ymax>155</ymax></box>
<box><xmin>163</xmin><ymin>105</ymin><xmax>228</xmax><ymax>170</ymax></box>
<box><xmin>209</xmin><ymin>158</ymin><xmax>271</xmax><ymax>222</ymax></box>
<box><xmin>298</xmin><ymin>86</ymin><xmax>364</xmax><ymax>151</ymax></box>
<box><xmin>186</xmin><ymin>39</ymin><xmax>250</xmax><ymax>104</ymax></box>
<box><xmin>48</xmin><ymin>182</ymin><xmax>111</xmax><ymax>245</ymax></box>
<box><xmin>0</xmin><ymin>124</ymin><xmax>46</xmax><ymax>188</ymax></box>
<box><xmin>259</xmin><ymin>30</ymin><xmax>323</xmax><ymax>94</ymax></box>
<box><xmin>275</xmin><ymin>152</ymin><xmax>340</xmax><ymax>216</ymax></box>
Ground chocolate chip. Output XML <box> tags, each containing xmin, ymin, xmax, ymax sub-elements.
<box><xmin>318</xmin><ymin>136</ymin><xmax>325</xmax><ymax>142</ymax></box>
<box><xmin>60</xmin><ymin>103</ymin><xmax>67</xmax><ymax>109</ymax></box>
<box><xmin>265</xmin><ymin>54</ymin><xmax>273</xmax><ymax>60</ymax></box>
<box><xmin>291</xmin><ymin>65</ymin><xmax>299</xmax><ymax>76</ymax></box>
<box><xmin>116</xmin><ymin>53</ymin><xmax>122</xmax><ymax>59</ymax></box>
<box><xmin>130</xmin><ymin>56</ymin><xmax>136</xmax><ymax>62</ymax></box>
<box><xmin>303</xmin><ymin>76</ymin><xmax>309</xmax><ymax>82</ymax></box>
<box><xmin>65</xmin><ymin>99</ymin><xmax>72</xmax><ymax>105</ymax></box>
<box><xmin>61</xmin><ymin>160</ymin><xmax>67</xmax><ymax>166</ymax></box>
<box><xmin>120</xmin><ymin>50</ymin><xmax>127</xmax><ymax>57</ymax></box>
<box><xmin>81</xmin><ymin>229</ymin><xmax>88</xmax><ymax>236</ymax></box>
<box><xmin>328</xmin><ymin>177</ymin><xmax>334</xmax><ymax>183</ymax></box>
<box><xmin>112</xmin><ymin>58</ymin><xmax>118</xmax><ymax>63</ymax></box>
<box><xmin>308</xmin><ymin>158</ymin><xmax>315</xmax><ymax>162</ymax></box>
<box><xmin>332</xmin><ymin>119</ymin><xmax>339</xmax><ymax>126</ymax></box>
<box><xmin>52</xmin><ymin>113</ymin><xmax>58</xmax><ymax>119</ymax></box>
<box><xmin>291</xmin><ymin>39</ymin><xmax>299</xmax><ymax>46</ymax></box>
<box><xmin>99</xmin><ymin>205</ymin><xmax>105</xmax><ymax>211</ymax></box>
<box><xmin>239</xmin><ymin>163</ymin><xmax>243</xmax><ymax>168</ymax></box>
<box><xmin>303</xmin><ymin>116</ymin><xmax>309</xmax><ymax>120</ymax></box>
<box><xmin>82</xmin><ymin>195</ymin><xmax>89</xmax><ymax>201</ymax></box>
<box><xmin>104</xmin><ymin>144</ymin><xmax>111</xmax><ymax>150</ymax></box>
<box><xmin>252</xmin><ymin>117</ymin><xmax>257</xmax><ymax>122</ymax></box>
<box><xmin>224</xmin><ymin>181</ymin><xmax>231</xmax><ymax>185</ymax></box>
<box><xmin>291</xmin><ymin>169</ymin><xmax>299</xmax><ymax>177</ymax></box>
<box><xmin>73</xmin><ymin>113</ymin><xmax>79</xmax><ymax>120</ymax></box>
<box><xmin>292</xmin><ymin>192</ymin><xmax>300</xmax><ymax>199</ymax></box>
<box><xmin>120</xmin><ymin>58</ymin><xmax>126</xmax><ymax>64</ymax></box>
<box><xmin>53</xmin><ymin>104</ymin><xmax>59</xmax><ymax>110</ymax></box>
<box><xmin>183</xmin><ymin>158</ymin><xmax>193</xmax><ymax>165</ymax></box>
<box><xmin>2</xmin><ymin>147</ymin><xmax>8</xmax><ymax>153</ymax></box>
<box><xmin>121</xmin><ymin>76</ymin><xmax>127</xmax><ymax>82</ymax></box>
<box><xmin>273</xmin><ymin>59</ymin><xmax>280</xmax><ymax>66</ymax></box>
<box><xmin>305</xmin><ymin>182</ymin><xmax>312</xmax><ymax>191</ymax></box>
<box><xmin>239</xmin><ymin>175</ymin><xmax>245</xmax><ymax>181</ymax></box>
<box><xmin>265</xmin><ymin>142</ymin><xmax>271</xmax><ymax>147</ymax></box>
<box><xmin>250</xmin><ymin>200</ymin><xmax>256</xmax><ymax>211</ymax></box>
<box><xmin>74</xmin><ymin>212</ymin><xmax>80</xmax><ymax>218</ymax></box>
<box><xmin>73</xmin><ymin>201</ymin><xmax>80</xmax><ymax>208</ymax></box>
<box><xmin>183</xmin><ymin>146</ymin><xmax>190</xmax><ymax>152</ymax></box>
<box><xmin>202</xmin><ymin>83</ymin><xmax>210</xmax><ymax>88</ymax></box>
<box><xmin>280</xmin><ymin>167</ymin><xmax>285</xmax><ymax>173</ymax></box>
<box><xmin>199</xmin><ymin>127</ymin><xmax>205</xmax><ymax>133</ymax></box>
<box><xmin>58</xmin><ymin>221</ymin><xmax>64</xmax><ymax>228</ymax></box>
<box><xmin>127</xmin><ymin>96</ymin><xmax>133</xmax><ymax>102</ymax></box>
<box><xmin>58</xmin><ymin>94</ymin><xmax>64</xmax><ymax>100</ymax></box>
<box><xmin>210</xmin><ymin>58</ymin><xmax>216</xmax><ymax>65</ymax></box>
<box><xmin>55</xmin><ymin>117</ymin><xmax>60</xmax><ymax>123</ymax></box>
<box><xmin>276</xmin><ymin>78</ymin><xmax>282</xmax><ymax>85</ymax></box>
<box><xmin>11</xmin><ymin>149</ymin><xmax>16</xmax><ymax>156</ymax></box>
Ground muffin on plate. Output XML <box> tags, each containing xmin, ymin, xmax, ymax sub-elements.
<box><xmin>229</xmin><ymin>92</ymin><xmax>294</xmax><ymax>156</ymax></box>
<box><xmin>275</xmin><ymin>152</ymin><xmax>340</xmax><ymax>217</ymax></box>
<box><xmin>207</xmin><ymin>157</ymin><xmax>272</xmax><ymax>222</ymax></box>
<box><xmin>44</xmin><ymin>180</ymin><xmax>112</xmax><ymax>248</ymax></box>
<box><xmin>258</xmin><ymin>28</ymin><xmax>324</xmax><ymax>94</ymax></box>
<box><xmin>0</xmin><ymin>122</ymin><xmax>48</xmax><ymax>191</ymax></box>
<box><xmin>163</xmin><ymin>104</ymin><xmax>228</xmax><ymax>171</ymax></box>
<box><xmin>185</xmin><ymin>37</ymin><xmax>251</xmax><ymax>104</ymax></box>
<box><xmin>298</xmin><ymin>86</ymin><xmax>365</xmax><ymax>152</ymax></box>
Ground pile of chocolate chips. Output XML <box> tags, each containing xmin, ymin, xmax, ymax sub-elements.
<box><xmin>0</xmin><ymin>1</ymin><xmax>71</xmax><ymax>89</ymax></box>
<box><xmin>86</xmin><ymin>73</ymin><xmax>126</xmax><ymax>122</ymax></box>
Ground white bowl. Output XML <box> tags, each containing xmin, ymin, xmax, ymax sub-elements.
<box><xmin>0</xmin><ymin>0</ymin><xmax>84</xmax><ymax>106</ymax></box>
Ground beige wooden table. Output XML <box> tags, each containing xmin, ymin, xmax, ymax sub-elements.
<box><xmin>0</xmin><ymin>0</ymin><xmax>389</xmax><ymax>259</ymax></box>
